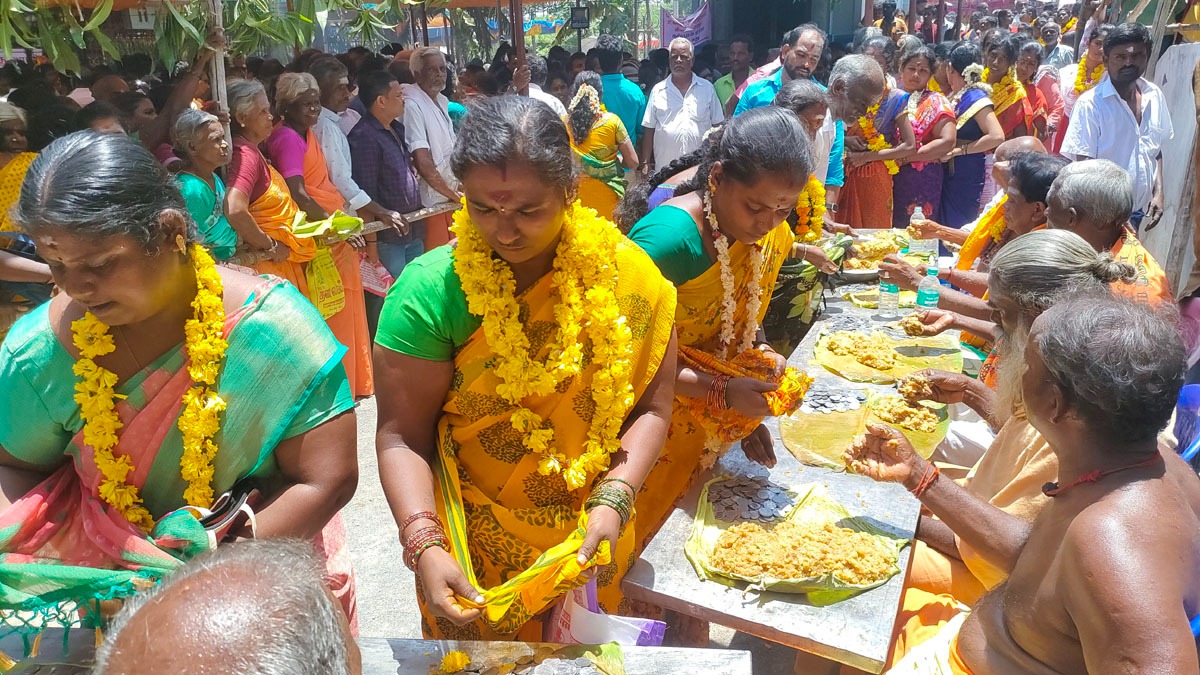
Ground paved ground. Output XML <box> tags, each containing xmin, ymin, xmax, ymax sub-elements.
<box><xmin>342</xmin><ymin>397</ymin><xmax>806</xmax><ymax>673</ymax></box>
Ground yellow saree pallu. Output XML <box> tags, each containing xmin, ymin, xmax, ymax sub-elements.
<box><xmin>418</xmin><ymin>240</ymin><xmax>676</xmax><ymax>641</ymax></box>
<box><xmin>636</xmin><ymin>221</ymin><xmax>795</xmax><ymax>548</ymax></box>
<box><xmin>248</xmin><ymin>166</ymin><xmax>317</xmax><ymax>289</ymax></box>
<box><xmin>0</xmin><ymin>152</ymin><xmax>35</xmax><ymax>242</ymax></box>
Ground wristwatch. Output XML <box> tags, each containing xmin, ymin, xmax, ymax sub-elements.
<box><xmin>825</xmin><ymin>202</ymin><xmax>839</xmax><ymax>213</ymax></box>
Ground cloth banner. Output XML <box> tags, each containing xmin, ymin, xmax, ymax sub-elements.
<box><xmin>660</xmin><ymin>1</ymin><xmax>711</xmax><ymax>48</ymax></box>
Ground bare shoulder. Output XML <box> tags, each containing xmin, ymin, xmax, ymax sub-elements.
<box><xmin>215</xmin><ymin>265</ymin><xmax>263</xmax><ymax>313</ymax></box>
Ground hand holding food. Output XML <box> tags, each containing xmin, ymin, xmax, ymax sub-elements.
<box><xmin>843</xmin><ymin>423</ymin><xmax>926</xmax><ymax>487</ymax></box>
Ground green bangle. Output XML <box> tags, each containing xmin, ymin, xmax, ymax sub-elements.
<box><xmin>598</xmin><ymin>477</ymin><xmax>637</xmax><ymax>496</ymax></box>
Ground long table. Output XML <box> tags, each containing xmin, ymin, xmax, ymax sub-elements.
<box><xmin>0</xmin><ymin>632</ymin><xmax>753</xmax><ymax>675</ymax></box>
<box><xmin>622</xmin><ymin>286</ymin><xmax>927</xmax><ymax>673</ymax></box>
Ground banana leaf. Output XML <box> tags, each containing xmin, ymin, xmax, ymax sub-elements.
<box><xmin>812</xmin><ymin>331</ymin><xmax>962</xmax><ymax>384</ymax></box>
<box><xmin>842</xmin><ymin>288</ymin><xmax>918</xmax><ymax>309</ymax></box>
<box><xmin>780</xmin><ymin>404</ymin><xmax>870</xmax><ymax>470</ymax></box>
<box><xmin>685</xmin><ymin>482</ymin><xmax>909</xmax><ymax>605</ymax></box>
<box><xmin>292</xmin><ymin>210</ymin><xmax>364</xmax><ymax>239</ymax></box>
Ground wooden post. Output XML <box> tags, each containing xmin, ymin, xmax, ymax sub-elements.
<box><xmin>1148</xmin><ymin>0</ymin><xmax>1178</xmax><ymax>79</ymax></box>
<box><xmin>936</xmin><ymin>0</ymin><xmax>946</xmax><ymax>42</ymax></box>
<box><xmin>409</xmin><ymin>7</ymin><xmax>420</xmax><ymax>45</ymax></box>
<box><xmin>206</xmin><ymin>0</ymin><xmax>230</xmax><ymax>151</ymax></box>
<box><xmin>420</xmin><ymin>2</ymin><xmax>430</xmax><ymax>46</ymax></box>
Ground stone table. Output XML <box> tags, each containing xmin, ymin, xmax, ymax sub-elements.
<box><xmin>622</xmin><ymin>288</ymin><xmax>927</xmax><ymax>673</ymax></box>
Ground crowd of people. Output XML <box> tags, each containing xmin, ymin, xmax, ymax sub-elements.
<box><xmin>0</xmin><ymin>1</ymin><xmax>1196</xmax><ymax>672</ymax></box>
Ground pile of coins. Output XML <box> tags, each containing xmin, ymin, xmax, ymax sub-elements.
<box><xmin>820</xmin><ymin>314</ymin><xmax>876</xmax><ymax>334</ymax></box>
<box><xmin>798</xmin><ymin>385</ymin><xmax>867</xmax><ymax>415</ymax></box>
<box><xmin>707</xmin><ymin>475</ymin><xmax>795</xmax><ymax>523</ymax></box>
<box><xmin>446</xmin><ymin>648</ymin><xmax>603</xmax><ymax>675</ymax></box>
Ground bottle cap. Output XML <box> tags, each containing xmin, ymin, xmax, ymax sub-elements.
<box><xmin>927</xmin><ymin>268</ymin><xmax>939</xmax><ymax>276</ymax></box>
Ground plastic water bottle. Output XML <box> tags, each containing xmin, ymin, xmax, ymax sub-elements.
<box><xmin>909</xmin><ymin>206</ymin><xmax>937</xmax><ymax>264</ymax></box>
<box><xmin>916</xmin><ymin>267</ymin><xmax>942</xmax><ymax>309</ymax></box>
<box><xmin>878</xmin><ymin>281</ymin><xmax>901</xmax><ymax>318</ymax></box>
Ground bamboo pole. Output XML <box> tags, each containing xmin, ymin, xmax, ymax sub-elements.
<box><xmin>420</xmin><ymin>2</ymin><xmax>430</xmax><ymax>45</ymax></box>
<box><xmin>206</xmin><ymin>0</ymin><xmax>230</xmax><ymax>152</ymax></box>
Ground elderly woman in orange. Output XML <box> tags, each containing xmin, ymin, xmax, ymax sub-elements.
<box><xmin>264</xmin><ymin>72</ymin><xmax>372</xmax><ymax>398</ymax></box>
<box><xmin>0</xmin><ymin>132</ymin><xmax>359</xmax><ymax>638</ymax></box>
<box><xmin>374</xmin><ymin>96</ymin><xmax>677</xmax><ymax>641</ymax></box>
<box><xmin>0</xmin><ymin>102</ymin><xmax>35</xmax><ymax>239</ymax></box>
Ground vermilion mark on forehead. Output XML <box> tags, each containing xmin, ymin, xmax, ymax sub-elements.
<box><xmin>489</xmin><ymin>190</ymin><xmax>512</xmax><ymax>203</ymax></box>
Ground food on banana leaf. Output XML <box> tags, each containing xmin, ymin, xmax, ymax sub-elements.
<box><xmin>824</xmin><ymin>331</ymin><xmax>897</xmax><ymax>370</ymax></box>
<box><xmin>871</xmin><ymin>395</ymin><xmax>940</xmax><ymax>433</ymax></box>
<box><xmin>711</xmin><ymin>521</ymin><xmax>897</xmax><ymax>586</ymax></box>
<box><xmin>844</xmin><ymin>288</ymin><xmax>918</xmax><ymax>309</ymax></box>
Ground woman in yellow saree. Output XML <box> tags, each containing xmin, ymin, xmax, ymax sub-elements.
<box><xmin>564</xmin><ymin>72</ymin><xmax>639</xmax><ymax>220</ymax></box>
<box><xmin>626</xmin><ymin>107</ymin><xmax>816</xmax><ymax>545</ymax></box>
<box><xmin>374</xmin><ymin>96</ymin><xmax>678</xmax><ymax>641</ymax></box>
<box><xmin>0</xmin><ymin>102</ymin><xmax>35</xmax><ymax>242</ymax></box>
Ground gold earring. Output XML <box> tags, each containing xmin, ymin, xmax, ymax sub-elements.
<box><xmin>176</xmin><ymin>234</ymin><xmax>187</xmax><ymax>255</ymax></box>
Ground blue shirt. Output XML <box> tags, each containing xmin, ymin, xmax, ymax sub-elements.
<box><xmin>601</xmin><ymin>73</ymin><xmax>647</xmax><ymax>145</ymax></box>
<box><xmin>347</xmin><ymin>113</ymin><xmax>423</xmax><ymax>241</ymax></box>
<box><xmin>734</xmin><ymin>70</ymin><xmax>845</xmax><ymax>188</ymax></box>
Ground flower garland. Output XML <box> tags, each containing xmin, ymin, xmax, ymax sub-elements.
<box><xmin>954</xmin><ymin>193</ymin><xmax>1007</xmax><ymax>272</ymax></box>
<box><xmin>450</xmin><ymin>200</ymin><xmax>635</xmax><ymax>490</ymax></box>
<box><xmin>1062</xmin><ymin>16</ymin><xmax>1077</xmax><ymax>33</ymax></box>
<box><xmin>702</xmin><ymin>188</ymin><xmax>766</xmax><ymax>358</ymax></box>
<box><xmin>71</xmin><ymin>244</ymin><xmax>228</xmax><ymax>531</ymax></box>
<box><xmin>981</xmin><ymin>67</ymin><xmax>1027</xmax><ymax>116</ymax></box>
<box><xmin>1073</xmin><ymin>56</ymin><xmax>1105</xmax><ymax>95</ymax></box>
<box><xmin>858</xmin><ymin>98</ymin><xmax>900</xmax><ymax>175</ymax></box>
<box><xmin>794</xmin><ymin>174</ymin><xmax>826</xmax><ymax>243</ymax></box>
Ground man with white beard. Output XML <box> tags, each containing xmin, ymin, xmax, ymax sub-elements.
<box><xmin>894</xmin><ymin>229</ymin><xmax>1139</xmax><ymax>605</ymax></box>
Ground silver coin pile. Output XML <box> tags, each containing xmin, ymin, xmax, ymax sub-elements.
<box><xmin>821</xmin><ymin>314</ymin><xmax>876</xmax><ymax>334</ymax></box>
<box><xmin>799</xmin><ymin>386</ymin><xmax>867</xmax><ymax>414</ymax></box>
<box><xmin>708</xmin><ymin>476</ymin><xmax>794</xmax><ymax>523</ymax></box>
<box><xmin>458</xmin><ymin>651</ymin><xmax>601</xmax><ymax>675</ymax></box>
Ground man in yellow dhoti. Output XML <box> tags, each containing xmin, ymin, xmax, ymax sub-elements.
<box><xmin>373</xmin><ymin>96</ymin><xmax>678</xmax><ymax>641</ymax></box>
<box><xmin>900</xmin><ymin>229</ymin><xmax>1142</xmax><ymax>604</ymax></box>
<box><xmin>626</xmin><ymin>107</ymin><xmax>817</xmax><ymax>546</ymax></box>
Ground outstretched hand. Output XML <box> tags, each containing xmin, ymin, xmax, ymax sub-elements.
<box><xmin>844</xmin><ymin>423</ymin><xmax>925</xmax><ymax>487</ymax></box>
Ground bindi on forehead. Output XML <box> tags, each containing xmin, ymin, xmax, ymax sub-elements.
<box><xmin>488</xmin><ymin>191</ymin><xmax>513</xmax><ymax>204</ymax></box>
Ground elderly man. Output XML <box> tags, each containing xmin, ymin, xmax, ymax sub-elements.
<box><xmin>638</xmin><ymin>38</ymin><xmax>723</xmax><ymax>172</ymax></box>
<box><xmin>309</xmin><ymin>57</ymin><xmax>404</xmax><ymax>233</ymax></box>
<box><xmin>93</xmin><ymin>540</ymin><xmax>361</xmax><ymax>674</ymax></box>
<box><xmin>403</xmin><ymin>46</ymin><xmax>459</xmax><ymax>249</ymax></box>
<box><xmin>899</xmin><ymin>229</ymin><xmax>1143</xmax><ymax>604</ymax></box>
<box><xmin>522</xmin><ymin>54</ymin><xmax>566</xmax><ymax>117</ymax></box>
<box><xmin>1045</xmin><ymin>158</ymin><xmax>1173</xmax><ymax>303</ymax></box>
<box><xmin>1061</xmin><ymin>22</ymin><xmax>1172</xmax><ymax>230</ymax></box>
<box><xmin>1039</xmin><ymin>21</ymin><xmax>1075</xmax><ymax>70</ymax></box>
<box><xmin>883</xmin><ymin>151</ymin><xmax>1068</xmax><ymax>320</ymax></box>
<box><xmin>850</xmin><ymin>293</ymin><xmax>1200</xmax><ymax>674</ymax></box>
<box><xmin>596</xmin><ymin>34</ymin><xmax>647</xmax><ymax>147</ymax></box>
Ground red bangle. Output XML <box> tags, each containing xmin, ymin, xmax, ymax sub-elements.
<box><xmin>399</xmin><ymin>511</ymin><xmax>442</xmax><ymax>542</ymax></box>
<box><xmin>403</xmin><ymin>525</ymin><xmax>448</xmax><ymax>570</ymax></box>
<box><xmin>910</xmin><ymin>464</ymin><xmax>940</xmax><ymax>498</ymax></box>
<box><xmin>707</xmin><ymin>374</ymin><xmax>732</xmax><ymax>411</ymax></box>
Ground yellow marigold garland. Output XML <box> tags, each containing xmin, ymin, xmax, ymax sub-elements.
<box><xmin>71</xmin><ymin>244</ymin><xmax>228</xmax><ymax>531</ymax></box>
<box><xmin>981</xmin><ymin>67</ymin><xmax>1027</xmax><ymax>116</ymax></box>
<box><xmin>1073</xmin><ymin>56</ymin><xmax>1105</xmax><ymax>95</ymax></box>
<box><xmin>1062</xmin><ymin>16</ymin><xmax>1077</xmax><ymax>33</ymax></box>
<box><xmin>794</xmin><ymin>174</ymin><xmax>826</xmax><ymax>243</ymax></box>
<box><xmin>450</xmin><ymin>200</ymin><xmax>635</xmax><ymax>490</ymax></box>
<box><xmin>859</xmin><ymin>99</ymin><xmax>900</xmax><ymax>176</ymax></box>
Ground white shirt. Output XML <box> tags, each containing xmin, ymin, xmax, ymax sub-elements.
<box><xmin>1061</xmin><ymin>77</ymin><xmax>1172</xmax><ymax>212</ymax></box>
<box><xmin>641</xmin><ymin>74</ymin><xmax>724</xmax><ymax>167</ymax></box>
<box><xmin>336</xmin><ymin>107</ymin><xmax>361</xmax><ymax>136</ymax></box>
<box><xmin>528</xmin><ymin>83</ymin><xmax>567</xmax><ymax>117</ymax></box>
<box><xmin>401</xmin><ymin>83</ymin><xmax>458</xmax><ymax>208</ymax></box>
<box><xmin>811</xmin><ymin>113</ymin><xmax>836</xmax><ymax>189</ymax></box>
<box><xmin>314</xmin><ymin>108</ymin><xmax>372</xmax><ymax>212</ymax></box>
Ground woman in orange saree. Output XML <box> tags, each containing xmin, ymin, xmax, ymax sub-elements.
<box><xmin>266</xmin><ymin>73</ymin><xmax>373</xmax><ymax>399</ymax></box>
<box><xmin>627</xmin><ymin>108</ymin><xmax>815</xmax><ymax>547</ymax></box>
<box><xmin>374</xmin><ymin>97</ymin><xmax>677</xmax><ymax>641</ymax></box>
<box><xmin>838</xmin><ymin>86</ymin><xmax>915</xmax><ymax>230</ymax></box>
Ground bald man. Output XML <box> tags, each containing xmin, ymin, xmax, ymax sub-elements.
<box><xmin>89</xmin><ymin>75</ymin><xmax>130</xmax><ymax>104</ymax></box>
<box><xmin>93</xmin><ymin>540</ymin><xmax>361</xmax><ymax>675</ymax></box>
